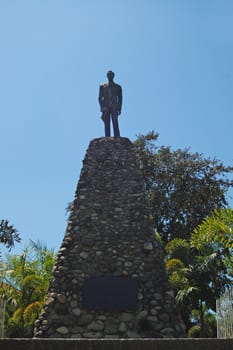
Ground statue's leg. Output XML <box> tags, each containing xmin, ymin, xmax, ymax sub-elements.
<box><xmin>112</xmin><ymin>112</ymin><xmax>120</xmax><ymax>138</ymax></box>
<box><xmin>104</xmin><ymin>113</ymin><xmax>111</xmax><ymax>137</ymax></box>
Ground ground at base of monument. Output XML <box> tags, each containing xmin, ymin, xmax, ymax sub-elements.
<box><xmin>0</xmin><ymin>338</ymin><xmax>232</xmax><ymax>350</ymax></box>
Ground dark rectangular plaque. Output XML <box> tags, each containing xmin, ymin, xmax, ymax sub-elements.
<box><xmin>83</xmin><ymin>277</ymin><xmax>138</xmax><ymax>311</ymax></box>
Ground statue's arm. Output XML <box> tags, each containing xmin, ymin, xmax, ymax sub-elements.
<box><xmin>98</xmin><ymin>85</ymin><xmax>104</xmax><ymax>111</ymax></box>
<box><xmin>118</xmin><ymin>86</ymin><xmax>122</xmax><ymax>113</ymax></box>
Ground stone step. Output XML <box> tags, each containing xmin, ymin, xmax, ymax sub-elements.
<box><xmin>0</xmin><ymin>338</ymin><xmax>232</xmax><ymax>350</ymax></box>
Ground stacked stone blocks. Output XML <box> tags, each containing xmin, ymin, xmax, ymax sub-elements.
<box><xmin>34</xmin><ymin>137</ymin><xmax>185</xmax><ymax>338</ymax></box>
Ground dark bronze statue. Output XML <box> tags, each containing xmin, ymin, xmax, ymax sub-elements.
<box><xmin>98</xmin><ymin>71</ymin><xmax>122</xmax><ymax>137</ymax></box>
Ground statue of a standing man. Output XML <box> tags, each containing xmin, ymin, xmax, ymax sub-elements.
<box><xmin>98</xmin><ymin>71</ymin><xmax>122</xmax><ymax>138</ymax></box>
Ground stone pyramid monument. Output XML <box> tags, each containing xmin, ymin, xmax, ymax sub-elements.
<box><xmin>34</xmin><ymin>137</ymin><xmax>185</xmax><ymax>338</ymax></box>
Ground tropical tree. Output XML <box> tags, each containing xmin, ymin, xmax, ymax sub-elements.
<box><xmin>190</xmin><ymin>208</ymin><xmax>233</xmax><ymax>296</ymax></box>
<box><xmin>0</xmin><ymin>220</ymin><xmax>20</xmax><ymax>257</ymax></box>
<box><xmin>133</xmin><ymin>132</ymin><xmax>233</xmax><ymax>336</ymax></box>
<box><xmin>188</xmin><ymin>306</ymin><xmax>217</xmax><ymax>338</ymax></box>
<box><xmin>165</xmin><ymin>209</ymin><xmax>233</xmax><ymax>335</ymax></box>
<box><xmin>133</xmin><ymin>132</ymin><xmax>233</xmax><ymax>243</ymax></box>
<box><xmin>165</xmin><ymin>236</ymin><xmax>230</xmax><ymax>336</ymax></box>
<box><xmin>0</xmin><ymin>241</ymin><xmax>56</xmax><ymax>337</ymax></box>
<box><xmin>191</xmin><ymin>208</ymin><xmax>233</xmax><ymax>250</ymax></box>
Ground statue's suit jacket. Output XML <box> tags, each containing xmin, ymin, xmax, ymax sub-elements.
<box><xmin>98</xmin><ymin>82</ymin><xmax>122</xmax><ymax>113</ymax></box>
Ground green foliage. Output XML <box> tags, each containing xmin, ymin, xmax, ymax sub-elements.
<box><xmin>23</xmin><ymin>301</ymin><xmax>43</xmax><ymax>326</ymax></box>
<box><xmin>0</xmin><ymin>240</ymin><xmax>56</xmax><ymax>337</ymax></box>
<box><xmin>134</xmin><ymin>132</ymin><xmax>233</xmax><ymax>337</ymax></box>
<box><xmin>165</xmin><ymin>227</ymin><xmax>233</xmax><ymax>335</ymax></box>
<box><xmin>191</xmin><ymin>208</ymin><xmax>233</xmax><ymax>249</ymax></box>
<box><xmin>166</xmin><ymin>258</ymin><xmax>185</xmax><ymax>272</ymax></box>
<box><xmin>165</xmin><ymin>238</ymin><xmax>191</xmax><ymax>266</ymax></box>
<box><xmin>188</xmin><ymin>307</ymin><xmax>217</xmax><ymax>337</ymax></box>
<box><xmin>165</xmin><ymin>234</ymin><xmax>231</xmax><ymax>333</ymax></box>
<box><xmin>187</xmin><ymin>325</ymin><xmax>202</xmax><ymax>338</ymax></box>
<box><xmin>133</xmin><ymin>132</ymin><xmax>233</xmax><ymax>243</ymax></box>
<box><xmin>134</xmin><ymin>132</ymin><xmax>233</xmax><ymax>336</ymax></box>
<box><xmin>166</xmin><ymin>258</ymin><xmax>190</xmax><ymax>291</ymax></box>
<box><xmin>0</xmin><ymin>220</ymin><xmax>21</xmax><ymax>257</ymax></box>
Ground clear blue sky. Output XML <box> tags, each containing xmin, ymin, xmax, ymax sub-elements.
<box><xmin>0</xmin><ymin>0</ymin><xmax>233</xmax><ymax>254</ymax></box>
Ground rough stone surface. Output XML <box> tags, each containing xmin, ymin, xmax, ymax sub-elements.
<box><xmin>56</xmin><ymin>326</ymin><xmax>69</xmax><ymax>335</ymax></box>
<box><xmin>34</xmin><ymin>137</ymin><xmax>185</xmax><ymax>338</ymax></box>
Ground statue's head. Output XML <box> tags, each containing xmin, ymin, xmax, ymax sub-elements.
<box><xmin>107</xmin><ymin>70</ymin><xmax>115</xmax><ymax>80</ymax></box>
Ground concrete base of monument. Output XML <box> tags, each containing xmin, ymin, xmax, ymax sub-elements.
<box><xmin>0</xmin><ymin>338</ymin><xmax>232</xmax><ymax>350</ymax></box>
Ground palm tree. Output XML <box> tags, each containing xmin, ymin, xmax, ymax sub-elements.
<box><xmin>0</xmin><ymin>220</ymin><xmax>20</xmax><ymax>258</ymax></box>
<box><xmin>0</xmin><ymin>241</ymin><xmax>56</xmax><ymax>337</ymax></box>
